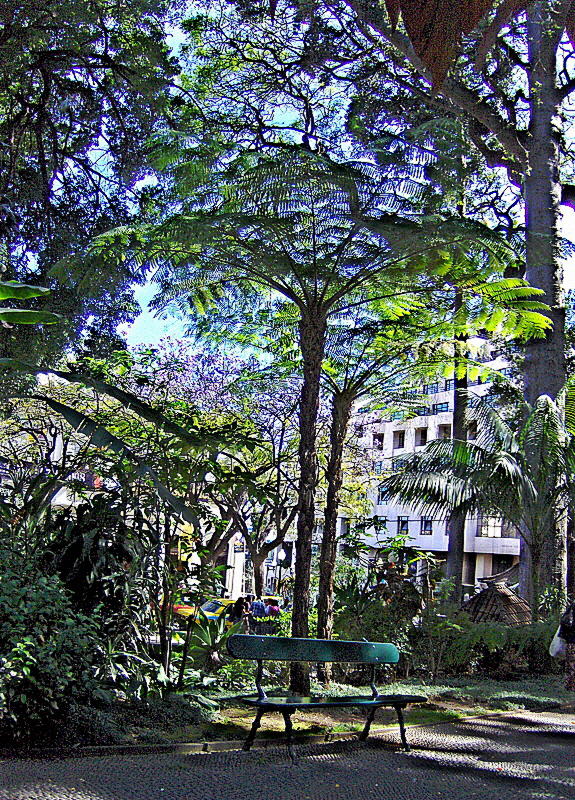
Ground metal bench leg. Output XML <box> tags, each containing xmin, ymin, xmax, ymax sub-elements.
<box><xmin>243</xmin><ymin>708</ymin><xmax>265</xmax><ymax>751</ymax></box>
<box><xmin>358</xmin><ymin>707</ymin><xmax>377</xmax><ymax>741</ymax></box>
<box><xmin>394</xmin><ymin>705</ymin><xmax>410</xmax><ymax>752</ymax></box>
<box><xmin>282</xmin><ymin>710</ymin><xmax>296</xmax><ymax>762</ymax></box>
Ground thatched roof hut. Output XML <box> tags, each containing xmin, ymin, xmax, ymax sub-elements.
<box><xmin>460</xmin><ymin>583</ymin><xmax>532</xmax><ymax>627</ymax></box>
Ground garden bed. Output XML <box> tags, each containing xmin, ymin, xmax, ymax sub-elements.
<box><xmin>30</xmin><ymin>674</ymin><xmax>573</xmax><ymax>750</ymax></box>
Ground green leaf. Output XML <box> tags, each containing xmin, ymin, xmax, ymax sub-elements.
<box><xmin>0</xmin><ymin>281</ymin><xmax>52</xmax><ymax>300</ymax></box>
<box><xmin>0</xmin><ymin>359</ymin><xmax>236</xmax><ymax>449</ymax></box>
<box><xmin>33</xmin><ymin>395</ymin><xmax>201</xmax><ymax>528</ymax></box>
<box><xmin>0</xmin><ymin>309</ymin><xmax>62</xmax><ymax>324</ymax></box>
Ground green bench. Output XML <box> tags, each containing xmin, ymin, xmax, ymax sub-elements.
<box><xmin>227</xmin><ymin>634</ymin><xmax>426</xmax><ymax>759</ymax></box>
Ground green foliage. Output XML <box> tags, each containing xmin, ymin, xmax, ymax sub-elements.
<box><xmin>335</xmin><ymin>598</ymin><xmax>412</xmax><ymax>658</ymax></box>
<box><xmin>0</xmin><ymin>0</ymin><xmax>176</xmax><ymax>362</ymax></box>
<box><xmin>0</xmin><ymin>281</ymin><xmax>61</xmax><ymax>325</ymax></box>
<box><xmin>187</xmin><ymin>613</ymin><xmax>243</xmax><ymax>674</ymax></box>
<box><xmin>410</xmin><ymin>606</ymin><xmax>560</xmax><ymax>681</ymax></box>
<box><xmin>54</xmin><ymin>695</ymin><xmax>215</xmax><ymax>747</ymax></box>
<box><xmin>383</xmin><ymin>392</ymin><xmax>575</xmax><ymax>608</ymax></box>
<box><xmin>0</xmin><ymin>561</ymin><xmax>102</xmax><ymax>741</ymax></box>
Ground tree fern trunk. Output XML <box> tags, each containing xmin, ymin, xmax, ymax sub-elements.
<box><xmin>290</xmin><ymin>306</ymin><xmax>327</xmax><ymax>695</ymax></box>
<box><xmin>317</xmin><ymin>389</ymin><xmax>353</xmax><ymax>684</ymax></box>
<box><xmin>519</xmin><ymin>531</ymin><xmax>533</xmax><ymax>607</ymax></box>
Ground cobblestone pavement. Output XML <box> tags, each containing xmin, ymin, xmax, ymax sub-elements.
<box><xmin>1</xmin><ymin>710</ymin><xmax>575</xmax><ymax>800</ymax></box>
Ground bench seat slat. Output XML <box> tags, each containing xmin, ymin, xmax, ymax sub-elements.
<box><xmin>238</xmin><ymin>693</ymin><xmax>427</xmax><ymax>709</ymax></box>
<box><xmin>227</xmin><ymin>635</ymin><xmax>399</xmax><ymax>664</ymax></box>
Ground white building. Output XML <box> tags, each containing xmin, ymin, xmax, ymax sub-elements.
<box><xmin>353</xmin><ymin>352</ymin><xmax>520</xmax><ymax>591</ymax></box>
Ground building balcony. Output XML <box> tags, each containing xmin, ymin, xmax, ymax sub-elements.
<box><xmin>469</xmin><ymin>536</ymin><xmax>520</xmax><ymax>556</ymax></box>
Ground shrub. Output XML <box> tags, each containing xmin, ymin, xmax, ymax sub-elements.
<box><xmin>334</xmin><ymin>599</ymin><xmax>413</xmax><ymax>683</ymax></box>
<box><xmin>409</xmin><ymin>607</ymin><xmax>560</xmax><ymax>680</ymax></box>
<box><xmin>0</xmin><ymin>564</ymin><xmax>103</xmax><ymax>741</ymax></box>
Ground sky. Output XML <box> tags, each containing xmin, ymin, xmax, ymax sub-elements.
<box><xmin>121</xmin><ymin>209</ymin><xmax>575</xmax><ymax>347</ymax></box>
<box><xmin>118</xmin><ymin>282</ymin><xmax>186</xmax><ymax>346</ymax></box>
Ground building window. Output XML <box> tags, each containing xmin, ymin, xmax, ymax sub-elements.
<box><xmin>397</xmin><ymin>516</ymin><xmax>409</xmax><ymax>535</ymax></box>
<box><xmin>420</xmin><ymin>517</ymin><xmax>433</xmax><ymax>535</ymax></box>
<box><xmin>437</xmin><ymin>424</ymin><xmax>451</xmax><ymax>439</ymax></box>
<box><xmin>423</xmin><ymin>382</ymin><xmax>439</xmax><ymax>394</ymax></box>
<box><xmin>373</xmin><ymin>433</ymin><xmax>384</xmax><ymax>450</ymax></box>
<box><xmin>433</xmin><ymin>402</ymin><xmax>449</xmax><ymax>414</ymax></box>
<box><xmin>377</xmin><ymin>485</ymin><xmax>391</xmax><ymax>504</ymax></box>
<box><xmin>354</xmin><ymin>423</ymin><xmax>365</xmax><ymax>436</ymax></box>
<box><xmin>374</xmin><ymin>461</ymin><xmax>383</xmax><ymax>474</ymax></box>
<box><xmin>478</xmin><ymin>516</ymin><xmax>502</xmax><ymax>538</ymax></box>
<box><xmin>467</xmin><ymin>422</ymin><xmax>477</xmax><ymax>440</ymax></box>
<box><xmin>393</xmin><ymin>430</ymin><xmax>406</xmax><ymax>449</ymax></box>
<box><xmin>391</xmin><ymin>457</ymin><xmax>403</xmax><ymax>472</ymax></box>
<box><xmin>416</xmin><ymin>406</ymin><xmax>431</xmax><ymax>416</ymax></box>
<box><xmin>415</xmin><ymin>427</ymin><xmax>428</xmax><ymax>446</ymax></box>
<box><xmin>444</xmin><ymin>379</ymin><xmax>454</xmax><ymax>391</ymax></box>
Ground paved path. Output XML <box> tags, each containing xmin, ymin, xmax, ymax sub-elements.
<box><xmin>1</xmin><ymin>710</ymin><xmax>575</xmax><ymax>800</ymax></box>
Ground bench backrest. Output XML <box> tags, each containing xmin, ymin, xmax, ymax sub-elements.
<box><xmin>227</xmin><ymin>635</ymin><xmax>399</xmax><ymax>664</ymax></box>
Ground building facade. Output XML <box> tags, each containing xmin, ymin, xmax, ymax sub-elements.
<box><xmin>353</xmin><ymin>354</ymin><xmax>520</xmax><ymax>592</ymax></box>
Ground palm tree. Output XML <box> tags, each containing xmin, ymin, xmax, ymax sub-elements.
<box><xmin>383</xmin><ymin>392</ymin><xmax>575</xmax><ymax>614</ymax></box>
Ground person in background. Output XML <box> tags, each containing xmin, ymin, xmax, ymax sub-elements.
<box><xmin>250</xmin><ymin>596</ymin><xmax>266</xmax><ymax>618</ymax></box>
<box><xmin>229</xmin><ymin>596</ymin><xmax>246</xmax><ymax>626</ymax></box>
<box><xmin>266</xmin><ymin>601</ymin><xmax>280</xmax><ymax>618</ymax></box>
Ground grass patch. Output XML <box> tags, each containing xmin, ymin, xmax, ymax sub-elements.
<box><xmin>310</xmin><ymin>675</ymin><xmax>570</xmax><ymax>712</ymax></box>
<box><xmin>38</xmin><ymin>674</ymin><xmax>570</xmax><ymax>749</ymax></box>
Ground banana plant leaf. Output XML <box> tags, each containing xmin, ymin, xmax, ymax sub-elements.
<box><xmin>0</xmin><ymin>309</ymin><xmax>62</xmax><ymax>324</ymax></box>
<box><xmin>0</xmin><ymin>281</ymin><xmax>52</xmax><ymax>300</ymax></box>
<box><xmin>0</xmin><ymin>359</ymin><xmax>240</xmax><ymax>449</ymax></box>
<box><xmin>34</xmin><ymin>395</ymin><xmax>201</xmax><ymax>527</ymax></box>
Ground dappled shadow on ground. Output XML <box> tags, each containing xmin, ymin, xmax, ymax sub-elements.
<box><xmin>1</xmin><ymin>711</ymin><xmax>574</xmax><ymax>800</ymax></box>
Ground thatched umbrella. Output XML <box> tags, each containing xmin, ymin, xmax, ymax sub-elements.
<box><xmin>461</xmin><ymin>583</ymin><xmax>532</xmax><ymax>627</ymax></box>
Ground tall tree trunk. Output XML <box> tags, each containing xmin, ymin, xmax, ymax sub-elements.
<box><xmin>519</xmin><ymin>532</ymin><xmax>534</xmax><ymax>607</ymax></box>
<box><xmin>445</xmin><ymin>294</ymin><xmax>467</xmax><ymax>601</ymax></box>
<box><xmin>317</xmin><ymin>390</ymin><xmax>353</xmax><ymax>684</ymax></box>
<box><xmin>524</xmin><ymin>9</ymin><xmax>567</xmax><ymax>594</ymax></box>
<box><xmin>567</xmin><ymin>510</ymin><xmax>575</xmax><ymax>599</ymax></box>
<box><xmin>290</xmin><ymin>306</ymin><xmax>327</xmax><ymax>694</ymax></box>
<box><xmin>252</xmin><ymin>552</ymin><xmax>266</xmax><ymax>597</ymax></box>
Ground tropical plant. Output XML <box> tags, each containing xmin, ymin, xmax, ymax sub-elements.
<box><xmin>0</xmin><ymin>558</ymin><xmax>103</xmax><ymax>741</ymax></box>
<box><xmin>185</xmin><ymin>612</ymin><xmax>242</xmax><ymax>673</ymax></box>
<box><xmin>267</xmin><ymin>0</ymin><xmax>575</xmax><ymax>406</ymax></box>
<box><xmin>383</xmin><ymin>391</ymin><xmax>575</xmax><ymax>612</ymax></box>
<box><xmin>90</xmin><ymin>139</ymin><xmax>553</xmax><ymax>691</ymax></box>
<box><xmin>0</xmin><ymin>281</ymin><xmax>61</xmax><ymax>325</ymax></box>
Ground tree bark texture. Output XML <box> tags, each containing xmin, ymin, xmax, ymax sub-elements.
<box><xmin>446</xmin><ymin>298</ymin><xmax>467</xmax><ymax>601</ymax></box>
<box><xmin>290</xmin><ymin>307</ymin><xmax>327</xmax><ymax>694</ymax></box>
<box><xmin>252</xmin><ymin>552</ymin><xmax>266</xmax><ymax>597</ymax></box>
<box><xmin>524</xmin><ymin>8</ymin><xmax>565</xmax><ymax>405</ymax></box>
<box><xmin>523</xmin><ymin>8</ymin><xmax>567</xmax><ymax>595</ymax></box>
<box><xmin>316</xmin><ymin>390</ymin><xmax>354</xmax><ymax>684</ymax></box>
<box><xmin>567</xmin><ymin>511</ymin><xmax>575</xmax><ymax>599</ymax></box>
<box><xmin>519</xmin><ymin>531</ymin><xmax>534</xmax><ymax>607</ymax></box>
